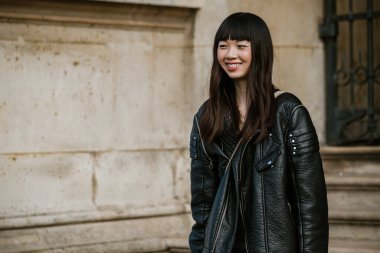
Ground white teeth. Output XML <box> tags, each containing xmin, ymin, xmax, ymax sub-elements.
<box><xmin>227</xmin><ymin>63</ymin><xmax>240</xmax><ymax>68</ymax></box>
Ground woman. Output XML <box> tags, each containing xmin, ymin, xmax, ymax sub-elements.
<box><xmin>189</xmin><ymin>12</ymin><xmax>329</xmax><ymax>253</ymax></box>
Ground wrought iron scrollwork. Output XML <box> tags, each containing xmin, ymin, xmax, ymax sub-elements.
<box><xmin>320</xmin><ymin>0</ymin><xmax>380</xmax><ymax>145</ymax></box>
<box><xmin>335</xmin><ymin>52</ymin><xmax>376</xmax><ymax>86</ymax></box>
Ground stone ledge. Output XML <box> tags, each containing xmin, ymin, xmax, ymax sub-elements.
<box><xmin>329</xmin><ymin>239</ymin><xmax>380</xmax><ymax>253</ymax></box>
<box><xmin>0</xmin><ymin>0</ymin><xmax>196</xmax><ymax>31</ymax></box>
<box><xmin>326</xmin><ymin>174</ymin><xmax>380</xmax><ymax>190</ymax></box>
<box><xmin>166</xmin><ymin>237</ymin><xmax>190</xmax><ymax>252</ymax></box>
<box><xmin>96</xmin><ymin>0</ymin><xmax>204</xmax><ymax>9</ymax></box>
<box><xmin>321</xmin><ymin>146</ymin><xmax>380</xmax><ymax>160</ymax></box>
<box><xmin>36</xmin><ymin>237</ymin><xmax>191</xmax><ymax>253</ymax></box>
<box><xmin>0</xmin><ymin>204</ymin><xmax>190</xmax><ymax>230</ymax></box>
<box><xmin>329</xmin><ymin>208</ymin><xmax>380</xmax><ymax>224</ymax></box>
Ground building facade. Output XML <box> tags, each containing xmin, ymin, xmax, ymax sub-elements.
<box><xmin>0</xmin><ymin>0</ymin><xmax>379</xmax><ymax>252</ymax></box>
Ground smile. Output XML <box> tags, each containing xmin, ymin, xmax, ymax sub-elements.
<box><xmin>226</xmin><ymin>63</ymin><xmax>241</xmax><ymax>70</ymax></box>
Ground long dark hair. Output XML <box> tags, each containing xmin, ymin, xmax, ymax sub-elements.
<box><xmin>200</xmin><ymin>12</ymin><xmax>275</xmax><ymax>143</ymax></box>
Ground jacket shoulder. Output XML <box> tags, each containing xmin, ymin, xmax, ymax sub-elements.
<box><xmin>194</xmin><ymin>99</ymin><xmax>210</xmax><ymax>119</ymax></box>
<box><xmin>275</xmin><ymin>92</ymin><xmax>303</xmax><ymax>119</ymax></box>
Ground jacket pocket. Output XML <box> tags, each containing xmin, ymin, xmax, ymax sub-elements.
<box><xmin>255</xmin><ymin>147</ymin><xmax>281</xmax><ymax>171</ymax></box>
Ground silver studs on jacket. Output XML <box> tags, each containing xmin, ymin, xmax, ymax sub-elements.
<box><xmin>289</xmin><ymin>133</ymin><xmax>296</xmax><ymax>156</ymax></box>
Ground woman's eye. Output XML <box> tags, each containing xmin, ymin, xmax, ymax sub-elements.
<box><xmin>237</xmin><ymin>44</ymin><xmax>249</xmax><ymax>49</ymax></box>
<box><xmin>218</xmin><ymin>44</ymin><xmax>227</xmax><ymax>49</ymax></box>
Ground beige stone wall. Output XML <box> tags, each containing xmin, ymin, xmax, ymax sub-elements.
<box><xmin>0</xmin><ymin>1</ymin><xmax>195</xmax><ymax>251</ymax></box>
<box><xmin>0</xmin><ymin>0</ymin><xmax>325</xmax><ymax>251</ymax></box>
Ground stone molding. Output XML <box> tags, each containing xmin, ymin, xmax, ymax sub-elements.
<box><xmin>0</xmin><ymin>203</ymin><xmax>190</xmax><ymax>230</ymax></box>
<box><xmin>0</xmin><ymin>214</ymin><xmax>192</xmax><ymax>253</ymax></box>
<box><xmin>329</xmin><ymin>208</ymin><xmax>380</xmax><ymax>224</ymax></box>
<box><xmin>320</xmin><ymin>146</ymin><xmax>380</xmax><ymax>160</ymax></box>
<box><xmin>0</xmin><ymin>0</ymin><xmax>196</xmax><ymax>31</ymax></box>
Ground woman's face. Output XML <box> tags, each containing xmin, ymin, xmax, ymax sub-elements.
<box><xmin>217</xmin><ymin>39</ymin><xmax>252</xmax><ymax>81</ymax></box>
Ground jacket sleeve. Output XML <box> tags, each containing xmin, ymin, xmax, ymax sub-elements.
<box><xmin>189</xmin><ymin>115</ymin><xmax>219</xmax><ymax>253</ymax></box>
<box><xmin>286</xmin><ymin>105</ymin><xmax>329</xmax><ymax>253</ymax></box>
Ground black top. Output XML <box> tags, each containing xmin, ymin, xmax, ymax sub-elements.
<box><xmin>219</xmin><ymin>130</ymin><xmax>250</xmax><ymax>252</ymax></box>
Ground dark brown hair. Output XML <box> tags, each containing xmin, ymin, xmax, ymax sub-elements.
<box><xmin>200</xmin><ymin>12</ymin><xmax>276</xmax><ymax>143</ymax></box>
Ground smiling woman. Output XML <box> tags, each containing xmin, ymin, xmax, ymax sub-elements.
<box><xmin>200</xmin><ymin>13</ymin><xmax>276</xmax><ymax>144</ymax></box>
<box><xmin>188</xmin><ymin>12</ymin><xmax>329</xmax><ymax>253</ymax></box>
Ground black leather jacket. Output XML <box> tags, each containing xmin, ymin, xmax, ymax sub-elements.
<box><xmin>189</xmin><ymin>93</ymin><xmax>329</xmax><ymax>253</ymax></box>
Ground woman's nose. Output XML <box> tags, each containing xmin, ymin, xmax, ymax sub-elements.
<box><xmin>226</xmin><ymin>46</ymin><xmax>237</xmax><ymax>58</ymax></box>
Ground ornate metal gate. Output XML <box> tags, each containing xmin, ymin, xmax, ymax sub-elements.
<box><xmin>319</xmin><ymin>0</ymin><xmax>380</xmax><ymax>145</ymax></box>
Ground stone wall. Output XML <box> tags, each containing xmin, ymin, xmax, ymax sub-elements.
<box><xmin>0</xmin><ymin>0</ymin><xmax>325</xmax><ymax>252</ymax></box>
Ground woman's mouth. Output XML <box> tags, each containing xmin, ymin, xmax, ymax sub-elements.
<box><xmin>226</xmin><ymin>63</ymin><xmax>241</xmax><ymax>70</ymax></box>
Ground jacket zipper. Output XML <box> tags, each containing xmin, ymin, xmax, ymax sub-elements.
<box><xmin>240</xmin><ymin>194</ymin><xmax>248</xmax><ymax>253</ymax></box>
<box><xmin>195</xmin><ymin>115</ymin><xmax>255</xmax><ymax>252</ymax></box>
<box><xmin>195</xmin><ymin>116</ymin><xmax>213</xmax><ymax>168</ymax></box>
<box><xmin>211</xmin><ymin>183</ymin><xmax>230</xmax><ymax>253</ymax></box>
<box><xmin>210</xmin><ymin>138</ymin><xmax>243</xmax><ymax>253</ymax></box>
<box><xmin>195</xmin><ymin>117</ymin><xmax>212</xmax><ymax>162</ymax></box>
<box><xmin>195</xmin><ymin>115</ymin><xmax>238</xmax><ymax>252</ymax></box>
<box><xmin>238</xmin><ymin>140</ymin><xmax>252</xmax><ymax>253</ymax></box>
<box><xmin>259</xmin><ymin>142</ymin><xmax>269</xmax><ymax>253</ymax></box>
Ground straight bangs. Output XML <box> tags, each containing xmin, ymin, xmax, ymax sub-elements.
<box><xmin>214</xmin><ymin>14</ymin><xmax>255</xmax><ymax>45</ymax></box>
